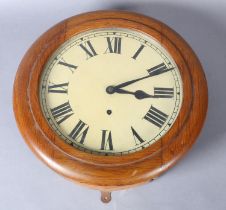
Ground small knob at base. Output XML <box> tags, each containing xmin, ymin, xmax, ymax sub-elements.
<box><xmin>100</xmin><ymin>191</ymin><xmax>111</xmax><ymax>203</ymax></box>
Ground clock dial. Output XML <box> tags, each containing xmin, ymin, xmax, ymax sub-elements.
<box><xmin>40</xmin><ymin>28</ymin><xmax>183</xmax><ymax>155</ymax></box>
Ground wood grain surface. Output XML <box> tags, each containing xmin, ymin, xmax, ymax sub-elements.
<box><xmin>13</xmin><ymin>10</ymin><xmax>208</xmax><ymax>192</ymax></box>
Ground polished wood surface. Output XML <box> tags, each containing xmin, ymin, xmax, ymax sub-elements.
<box><xmin>13</xmin><ymin>10</ymin><xmax>208</xmax><ymax>192</ymax></box>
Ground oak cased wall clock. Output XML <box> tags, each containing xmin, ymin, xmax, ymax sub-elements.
<box><xmin>13</xmin><ymin>10</ymin><xmax>208</xmax><ymax>203</ymax></box>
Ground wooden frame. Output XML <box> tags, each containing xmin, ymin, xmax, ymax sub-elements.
<box><xmin>13</xmin><ymin>10</ymin><xmax>208</xmax><ymax>194</ymax></box>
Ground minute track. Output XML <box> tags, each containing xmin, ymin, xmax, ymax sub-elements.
<box><xmin>40</xmin><ymin>28</ymin><xmax>182</xmax><ymax>155</ymax></box>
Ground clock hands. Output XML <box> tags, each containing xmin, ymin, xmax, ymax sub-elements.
<box><xmin>111</xmin><ymin>66</ymin><xmax>175</xmax><ymax>90</ymax></box>
<box><xmin>106</xmin><ymin>66</ymin><xmax>175</xmax><ymax>99</ymax></box>
<box><xmin>108</xmin><ymin>87</ymin><xmax>156</xmax><ymax>100</ymax></box>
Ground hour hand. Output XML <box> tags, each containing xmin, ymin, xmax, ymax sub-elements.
<box><xmin>107</xmin><ymin>87</ymin><xmax>153</xmax><ymax>100</ymax></box>
<box><xmin>134</xmin><ymin>90</ymin><xmax>153</xmax><ymax>99</ymax></box>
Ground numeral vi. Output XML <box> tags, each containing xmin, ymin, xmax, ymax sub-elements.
<box><xmin>100</xmin><ymin>130</ymin><xmax>113</xmax><ymax>151</ymax></box>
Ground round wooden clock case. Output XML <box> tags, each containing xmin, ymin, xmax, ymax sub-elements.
<box><xmin>13</xmin><ymin>10</ymin><xmax>208</xmax><ymax>202</ymax></box>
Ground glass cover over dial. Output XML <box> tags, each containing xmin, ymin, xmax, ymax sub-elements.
<box><xmin>40</xmin><ymin>28</ymin><xmax>183</xmax><ymax>155</ymax></box>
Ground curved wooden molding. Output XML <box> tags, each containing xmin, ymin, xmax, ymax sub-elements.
<box><xmin>13</xmin><ymin>10</ymin><xmax>208</xmax><ymax>191</ymax></box>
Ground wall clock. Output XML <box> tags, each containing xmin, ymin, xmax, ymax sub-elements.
<box><xmin>13</xmin><ymin>10</ymin><xmax>208</xmax><ymax>203</ymax></box>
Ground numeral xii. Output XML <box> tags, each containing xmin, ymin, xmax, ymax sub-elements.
<box><xmin>105</xmin><ymin>37</ymin><xmax>122</xmax><ymax>54</ymax></box>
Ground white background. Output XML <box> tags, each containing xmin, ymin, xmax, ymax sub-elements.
<box><xmin>1</xmin><ymin>0</ymin><xmax>226</xmax><ymax>209</ymax></box>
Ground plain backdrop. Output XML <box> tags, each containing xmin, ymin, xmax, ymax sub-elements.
<box><xmin>1</xmin><ymin>0</ymin><xmax>226</xmax><ymax>210</ymax></box>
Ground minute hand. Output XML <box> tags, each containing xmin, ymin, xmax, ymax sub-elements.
<box><xmin>114</xmin><ymin>67</ymin><xmax>174</xmax><ymax>90</ymax></box>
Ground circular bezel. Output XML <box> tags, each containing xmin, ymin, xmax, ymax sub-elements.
<box><xmin>13</xmin><ymin>10</ymin><xmax>208</xmax><ymax>190</ymax></box>
<box><xmin>39</xmin><ymin>27</ymin><xmax>183</xmax><ymax>156</ymax></box>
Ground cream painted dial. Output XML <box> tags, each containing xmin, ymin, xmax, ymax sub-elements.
<box><xmin>40</xmin><ymin>28</ymin><xmax>183</xmax><ymax>155</ymax></box>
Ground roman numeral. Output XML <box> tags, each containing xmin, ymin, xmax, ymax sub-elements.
<box><xmin>79</xmin><ymin>41</ymin><xmax>97</xmax><ymax>59</ymax></box>
<box><xmin>131</xmin><ymin>127</ymin><xmax>145</xmax><ymax>145</ymax></box>
<box><xmin>51</xmin><ymin>101</ymin><xmax>73</xmax><ymax>124</ymax></box>
<box><xmin>58</xmin><ymin>60</ymin><xmax>77</xmax><ymax>73</ymax></box>
<box><xmin>132</xmin><ymin>44</ymin><xmax>145</xmax><ymax>59</ymax></box>
<box><xmin>69</xmin><ymin>120</ymin><xmax>89</xmax><ymax>144</ymax></box>
<box><xmin>48</xmin><ymin>82</ymin><xmax>69</xmax><ymax>94</ymax></box>
<box><xmin>100</xmin><ymin>130</ymin><xmax>113</xmax><ymax>151</ymax></box>
<box><xmin>105</xmin><ymin>37</ymin><xmax>122</xmax><ymax>54</ymax></box>
<box><xmin>154</xmin><ymin>87</ymin><xmax>174</xmax><ymax>98</ymax></box>
<box><xmin>144</xmin><ymin>106</ymin><xmax>168</xmax><ymax>128</ymax></box>
<box><xmin>147</xmin><ymin>63</ymin><xmax>172</xmax><ymax>76</ymax></box>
